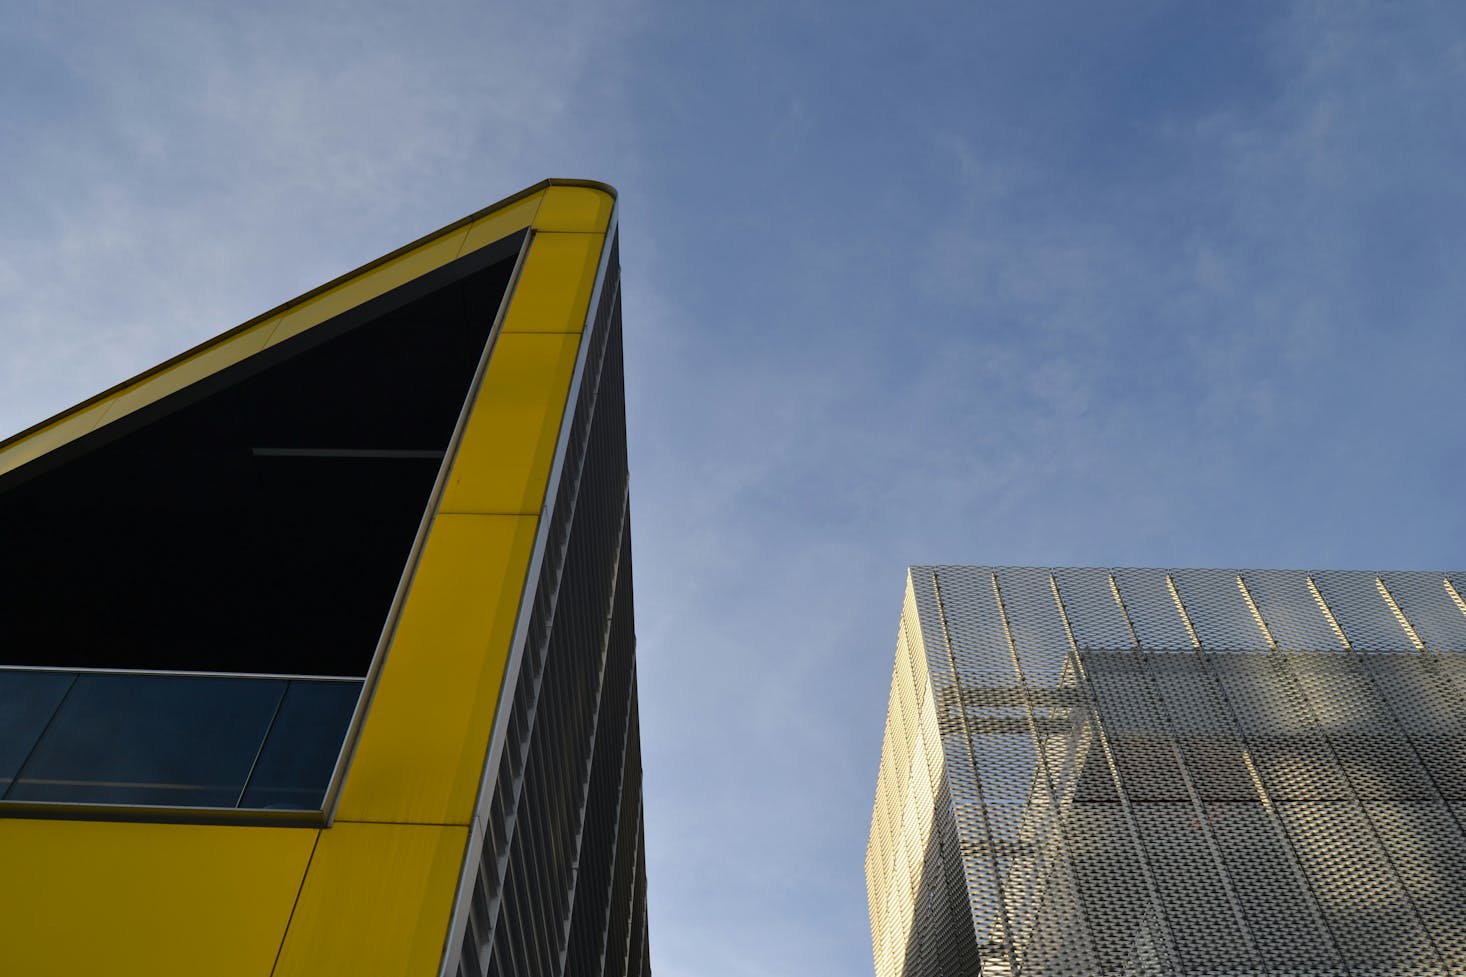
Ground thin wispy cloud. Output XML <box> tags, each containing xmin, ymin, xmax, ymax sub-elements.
<box><xmin>0</xmin><ymin>0</ymin><xmax>639</xmax><ymax>429</ymax></box>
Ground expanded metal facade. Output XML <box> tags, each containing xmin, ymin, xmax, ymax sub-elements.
<box><xmin>868</xmin><ymin>566</ymin><xmax>1466</xmax><ymax>977</ymax></box>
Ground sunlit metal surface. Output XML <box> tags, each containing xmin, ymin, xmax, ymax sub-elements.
<box><xmin>868</xmin><ymin>566</ymin><xmax>1466</xmax><ymax>977</ymax></box>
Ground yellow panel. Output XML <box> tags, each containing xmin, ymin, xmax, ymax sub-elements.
<box><xmin>0</xmin><ymin>181</ymin><xmax>564</xmax><ymax>485</ymax></box>
<box><xmin>533</xmin><ymin>185</ymin><xmax>615</xmax><ymax>232</ymax></box>
<box><xmin>336</xmin><ymin>513</ymin><xmax>538</xmax><ymax>823</ymax></box>
<box><xmin>0</xmin><ymin>819</ymin><xmax>315</xmax><ymax>977</ymax></box>
<box><xmin>274</xmin><ymin>821</ymin><xmax>466</xmax><ymax>977</ymax></box>
<box><xmin>457</xmin><ymin>192</ymin><xmax>543</xmax><ymax>257</ymax></box>
<box><xmin>0</xmin><ymin>400</ymin><xmax>111</xmax><ymax>478</ymax></box>
<box><xmin>502</xmin><ymin>232</ymin><xmax>603</xmax><ymax>334</ymax></box>
<box><xmin>441</xmin><ymin>332</ymin><xmax>579</xmax><ymax>514</ymax></box>
<box><xmin>93</xmin><ymin>322</ymin><xmax>278</xmax><ymax>427</ymax></box>
<box><xmin>267</xmin><ymin>228</ymin><xmax>472</xmax><ymax>347</ymax></box>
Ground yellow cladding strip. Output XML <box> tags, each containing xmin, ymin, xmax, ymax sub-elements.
<box><xmin>457</xmin><ymin>193</ymin><xmax>543</xmax><ymax>258</ymax></box>
<box><xmin>95</xmin><ymin>326</ymin><xmax>278</xmax><ymax>427</ymax></box>
<box><xmin>0</xmin><ymin>819</ymin><xmax>315</xmax><ymax>977</ymax></box>
<box><xmin>1307</xmin><ymin>576</ymin><xmax>1352</xmax><ymax>650</ymax></box>
<box><xmin>336</xmin><ymin>513</ymin><xmax>538</xmax><ymax>824</ymax></box>
<box><xmin>1235</xmin><ymin>575</ymin><xmax>1278</xmax><ymax>650</ymax></box>
<box><xmin>502</xmin><ymin>232</ymin><xmax>604</xmax><ymax>333</ymax></box>
<box><xmin>1376</xmin><ymin>576</ymin><xmax>1426</xmax><ymax>651</ymax></box>
<box><xmin>1166</xmin><ymin>575</ymin><xmax>1203</xmax><ymax>650</ymax></box>
<box><xmin>533</xmin><ymin>185</ymin><xmax>615</xmax><ymax>232</ymax></box>
<box><xmin>264</xmin><ymin>228</ymin><xmax>472</xmax><ymax>348</ymax></box>
<box><xmin>0</xmin><ymin>185</ymin><xmax>561</xmax><ymax>481</ymax></box>
<box><xmin>338</xmin><ymin>208</ymin><xmax>611</xmax><ymax>825</ymax></box>
<box><xmin>0</xmin><ymin>324</ymin><xmax>278</xmax><ymax>480</ymax></box>
<box><xmin>439</xmin><ymin>332</ymin><xmax>581</xmax><ymax>514</ymax></box>
<box><xmin>0</xmin><ymin>401</ymin><xmax>111</xmax><ymax>475</ymax></box>
<box><xmin>273</xmin><ymin>821</ymin><xmax>467</xmax><ymax>977</ymax></box>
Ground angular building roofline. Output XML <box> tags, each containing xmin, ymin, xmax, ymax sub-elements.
<box><xmin>0</xmin><ymin>178</ymin><xmax>617</xmax><ymax>481</ymax></box>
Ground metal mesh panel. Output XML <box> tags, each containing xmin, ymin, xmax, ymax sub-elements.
<box><xmin>1112</xmin><ymin>568</ymin><xmax>1193</xmax><ymax>650</ymax></box>
<box><xmin>1311</xmin><ymin>571</ymin><xmax>1416</xmax><ymax>652</ymax></box>
<box><xmin>1133</xmin><ymin>803</ymin><xmax>1254</xmax><ymax>973</ymax></box>
<box><xmin>1280</xmin><ymin>800</ymin><xmax>1442</xmax><ymax>974</ymax></box>
<box><xmin>1207</xmin><ymin>800</ymin><xmax>1342</xmax><ymax>972</ymax></box>
<box><xmin>1170</xmin><ymin>569</ymin><xmax>1264</xmax><ymax>650</ymax></box>
<box><xmin>1365</xmin><ymin>653</ymin><xmax>1466</xmax><ymax>801</ymax></box>
<box><xmin>871</xmin><ymin>566</ymin><xmax>1466</xmax><ymax>977</ymax></box>
<box><xmin>1051</xmin><ymin>568</ymin><xmax>1133</xmax><ymax>650</ymax></box>
<box><xmin>1379</xmin><ymin>572</ymin><xmax>1466</xmax><ymax>652</ymax></box>
<box><xmin>1366</xmin><ymin>800</ymin><xmax>1466</xmax><ymax>973</ymax></box>
<box><xmin>994</xmin><ymin>567</ymin><xmax>1073</xmax><ymax>683</ymax></box>
<box><xmin>1243</xmin><ymin>569</ymin><xmax>1342</xmax><ymax>651</ymax></box>
<box><xmin>921</xmin><ymin>567</ymin><xmax>1012</xmax><ymax>672</ymax></box>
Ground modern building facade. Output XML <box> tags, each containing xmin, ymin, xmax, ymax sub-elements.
<box><xmin>868</xmin><ymin>565</ymin><xmax>1466</xmax><ymax>977</ymax></box>
<box><xmin>0</xmin><ymin>180</ymin><xmax>650</xmax><ymax>977</ymax></box>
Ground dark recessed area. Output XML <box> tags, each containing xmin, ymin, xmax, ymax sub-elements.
<box><xmin>0</xmin><ymin>242</ymin><xmax>517</xmax><ymax>678</ymax></box>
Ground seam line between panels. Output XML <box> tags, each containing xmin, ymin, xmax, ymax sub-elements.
<box><xmin>268</xmin><ymin>829</ymin><xmax>323</xmax><ymax>977</ymax></box>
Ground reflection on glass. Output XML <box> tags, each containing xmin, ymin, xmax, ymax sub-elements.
<box><xmin>241</xmin><ymin>681</ymin><xmax>359</xmax><ymax>810</ymax></box>
<box><xmin>0</xmin><ymin>671</ymin><xmax>76</xmax><ymax>793</ymax></box>
<box><xmin>7</xmin><ymin>674</ymin><xmax>285</xmax><ymax>806</ymax></box>
<box><xmin>0</xmin><ymin>669</ymin><xmax>362</xmax><ymax>811</ymax></box>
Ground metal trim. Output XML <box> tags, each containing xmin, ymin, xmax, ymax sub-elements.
<box><xmin>0</xmin><ymin>664</ymin><xmax>362</xmax><ymax>683</ymax></box>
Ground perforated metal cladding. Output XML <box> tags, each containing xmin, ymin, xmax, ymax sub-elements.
<box><xmin>867</xmin><ymin>579</ymin><xmax>978</xmax><ymax>977</ymax></box>
<box><xmin>868</xmin><ymin>566</ymin><xmax>1466</xmax><ymax>977</ymax></box>
<box><xmin>1311</xmin><ymin>571</ymin><xmax>1417</xmax><ymax>652</ymax></box>
<box><xmin>1381</xmin><ymin>572</ymin><xmax>1466</xmax><ymax>653</ymax></box>
<box><xmin>1242</xmin><ymin>570</ymin><xmax>1341</xmax><ymax>651</ymax></box>
<box><xmin>1169</xmin><ymin>569</ymin><xmax>1263</xmax><ymax>651</ymax></box>
<box><xmin>1051</xmin><ymin>568</ymin><xmax>1132</xmax><ymax>650</ymax></box>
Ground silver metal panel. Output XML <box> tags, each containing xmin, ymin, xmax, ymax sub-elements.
<box><xmin>1133</xmin><ymin>803</ymin><xmax>1254</xmax><ymax>973</ymax></box>
<box><xmin>870</xmin><ymin>566</ymin><xmax>1466</xmax><ymax>977</ymax></box>
<box><xmin>1169</xmin><ymin>568</ymin><xmax>1265</xmax><ymax>650</ymax></box>
<box><xmin>1050</xmin><ymin>567</ymin><xmax>1133</xmax><ymax>650</ymax></box>
<box><xmin>1242</xmin><ymin>568</ymin><xmax>1340</xmax><ymax>650</ymax></box>
<box><xmin>1111</xmin><ymin>568</ymin><xmax>1193</xmax><ymax>649</ymax></box>
<box><xmin>906</xmin><ymin>567</ymin><xmax>954</xmax><ymax>674</ymax></box>
<box><xmin>1380</xmin><ymin>570</ymin><xmax>1466</xmax><ymax>651</ymax></box>
<box><xmin>1280</xmin><ymin>800</ymin><xmax>1443</xmax><ymax>974</ymax></box>
<box><xmin>919</xmin><ymin>566</ymin><xmax>1012</xmax><ymax>674</ymax></box>
<box><xmin>1207</xmin><ymin>801</ymin><xmax>1342</xmax><ymax>972</ymax></box>
<box><xmin>1366</xmin><ymin>800</ymin><xmax>1466</xmax><ymax>973</ymax></box>
<box><xmin>992</xmin><ymin>567</ymin><xmax>1073</xmax><ymax>682</ymax></box>
<box><xmin>1311</xmin><ymin>570</ymin><xmax>1416</xmax><ymax>651</ymax></box>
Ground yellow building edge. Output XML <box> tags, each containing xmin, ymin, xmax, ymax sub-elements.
<box><xmin>0</xmin><ymin>180</ymin><xmax>615</xmax><ymax>482</ymax></box>
<box><xmin>0</xmin><ymin>819</ymin><xmax>318</xmax><ymax>977</ymax></box>
<box><xmin>0</xmin><ymin>182</ymin><xmax>623</xmax><ymax>976</ymax></box>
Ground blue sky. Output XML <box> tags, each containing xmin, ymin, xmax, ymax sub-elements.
<box><xmin>3</xmin><ymin>2</ymin><xmax>1465</xmax><ymax>974</ymax></box>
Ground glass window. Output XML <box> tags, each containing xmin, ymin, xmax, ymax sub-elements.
<box><xmin>240</xmin><ymin>680</ymin><xmax>361</xmax><ymax>810</ymax></box>
<box><xmin>0</xmin><ymin>671</ymin><xmax>75</xmax><ymax>794</ymax></box>
<box><xmin>6</xmin><ymin>674</ymin><xmax>284</xmax><ymax>807</ymax></box>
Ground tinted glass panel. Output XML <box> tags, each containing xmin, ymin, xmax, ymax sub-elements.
<box><xmin>241</xmin><ymin>680</ymin><xmax>361</xmax><ymax>810</ymax></box>
<box><xmin>0</xmin><ymin>671</ymin><xmax>75</xmax><ymax>792</ymax></box>
<box><xmin>7</xmin><ymin>674</ymin><xmax>284</xmax><ymax>806</ymax></box>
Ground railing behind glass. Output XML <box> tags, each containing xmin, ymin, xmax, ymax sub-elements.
<box><xmin>0</xmin><ymin>666</ymin><xmax>361</xmax><ymax>813</ymax></box>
